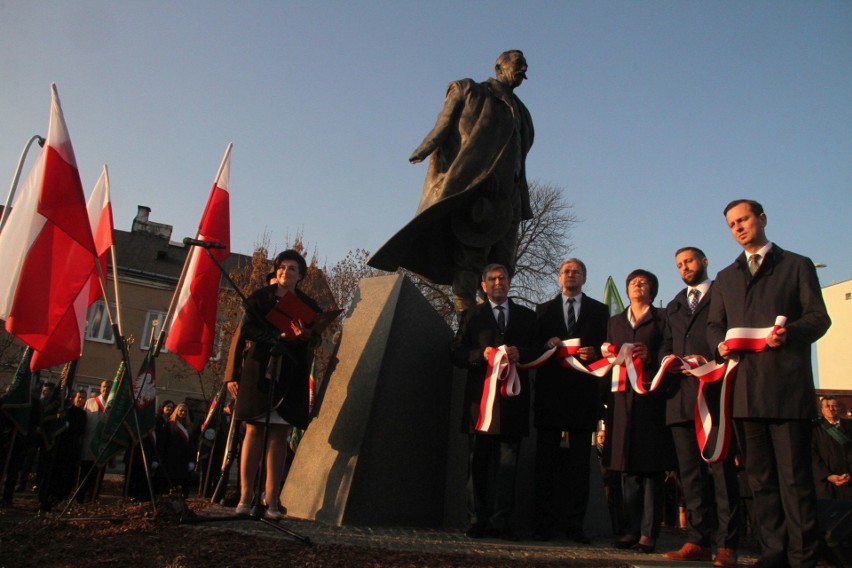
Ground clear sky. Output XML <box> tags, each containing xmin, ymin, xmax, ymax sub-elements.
<box><xmin>2</xmin><ymin>1</ymin><xmax>850</xmax><ymax>310</ymax></box>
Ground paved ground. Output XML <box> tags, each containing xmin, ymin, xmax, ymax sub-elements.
<box><xmin>192</xmin><ymin>501</ymin><xmax>761</xmax><ymax>567</ymax></box>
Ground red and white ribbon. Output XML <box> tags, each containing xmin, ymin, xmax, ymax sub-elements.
<box><xmin>691</xmin><ymin>315</ymin><xmax>787</xmax><ymax>463</ymax></box>
<box><xmin>475</xmin><ymin>346</ymin><xmax>520</xmax><ymax>433</ymax></box>
<box><xmin>558</xmin><ymin>341</ymin><xmax>646</xmax><ymax>393</ymax></box>
<box><xmin>475</xmin><ymin>342</ymin><xmax>564</xmax><ymax>433</ymax></box>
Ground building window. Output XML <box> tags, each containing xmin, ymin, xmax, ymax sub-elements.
<box><xmin>141</xmin><ymin>310</ymin><xmax>169</xmax><ymax>352</ymax></box>
<box><xmin>86</xmin><ymin>301</ymin><xmax>115</xmax><ymax>344</ymax></box>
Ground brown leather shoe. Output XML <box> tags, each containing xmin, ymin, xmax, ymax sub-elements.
<box><xmin>713</xmin><ymin>547</ymin><xmax>738</xmax><ymax>567</ymax></box>
<box><xmin>663</xmin><ymin>543</ymin><xmax>712</xmax><ymax>561</ymax></box>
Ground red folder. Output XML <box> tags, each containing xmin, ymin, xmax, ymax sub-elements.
<box><xmin>265</xmin><ymin>291</ymin><xmax>317</xmax><ymax>332</ymax></box>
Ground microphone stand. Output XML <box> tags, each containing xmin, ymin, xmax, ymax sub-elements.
<box><xmin>177</xmin><ymin>240</ymin><xmax>310</xmax><ymax>545</ymax></box>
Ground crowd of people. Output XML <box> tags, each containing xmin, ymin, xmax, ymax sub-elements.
<box><xmin>0</xmin><ymin>377</ymin><xmax>214</xmax><ymax>509</ymax></box>
<box><xmin>451</xmin><ymin>199</ymin><xmax>842</xmax><ymax>568</ymax></box>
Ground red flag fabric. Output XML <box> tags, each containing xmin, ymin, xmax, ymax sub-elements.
<box><xmin>86</xmin><ymin>165</ymin><xmax>115</xmax><ymax>304</ymax></box>
<box><xmin>30</xmin><ymin>165</ymin><xmax>114</xmax><ymax>370</ymax></box>
<box><xmin>164</xmin><ymin>144</ymin><xmax>231</xmax><ymax>371</ymax></box>
<box><xmin>0</xmin><ymin>84</ymin><xmax>96</xmax><ymax>370</ymax></box>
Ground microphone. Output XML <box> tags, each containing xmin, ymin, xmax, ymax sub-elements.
<box><xmin>183</xmin><ymin>237</ymin><xmax>226</xmax><ymax>249</ymax></box>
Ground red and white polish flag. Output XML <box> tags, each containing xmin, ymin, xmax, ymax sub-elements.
<box><xmin>164</xmin><ymin>144</ymin><xmax>231</xmax><ymax>371</ymax></box>
<box><xmin>0</xmin><ymin>84</ymin><xmax>97</xmax><ymax>370</ymax></box>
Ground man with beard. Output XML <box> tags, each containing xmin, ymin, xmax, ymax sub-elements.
<box><xmin>661</xmin><ymin>247</ymin><xmax>740</xmax><ymax>567</ymax></box>
<box><xmin>369</xmin><ymin>50</ymin><xmax>534</xmax><ymax>313</ymax></box>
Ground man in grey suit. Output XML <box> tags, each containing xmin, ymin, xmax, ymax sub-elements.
<box><xmin>661</xmin><ymin>247</ymin><xmax>740</xmax><ymax>567</ymax></box>
<box><xmin>707</xmin><ymin>199</ymin><xmax>831</xmax><ymax>567</ymax></box>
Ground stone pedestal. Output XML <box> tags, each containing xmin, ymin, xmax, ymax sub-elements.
<box><xmin>281</xmin><ymin>274</ymin><xmax>453</xmax><ymax>527</ymax></box>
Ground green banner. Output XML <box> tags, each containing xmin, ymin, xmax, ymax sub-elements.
<box><xmin>1</xmin><ymin>348</ymin><xmax>39</xmax><ymax>435</ymax></box>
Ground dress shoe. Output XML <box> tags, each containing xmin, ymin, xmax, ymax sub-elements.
<box><xmin>713</xmin><ymin>547</ymin><xmax>738</xmax><ymax>568</ymax></box>
<box><xmin>488</xmin><ymin>526</ymin><xmax>520</xmax><ymax>541</ymax></box>
<box><xmin>636</xmin><ymin>537</ymin><xmax>656</xmax><ymax>553</ymax></box>
<box><xmin>234</xmin><ymin>502</ymin><xmax>252</xmax><ymax>515</ymax></box>
<box><xmin>664</xmin><ymin>542</ymin><xmax>712</xmax><ymax>561</ymax></box>
<box><xmin>612</xmin><ymin>535</ymin><xmax>639</xmax><ymax>549</ymax></box>
<box><xmin>263</xmin><ymin>507</ymin><xmax>285</xmax><ymax>521</ymax></box>
<box><xmin>565</xmin><ymin>527</ymin><xmax>591</xmax><ymax>544</ymax></box>
<box><xmin>465</xmin><ymin>524</ymin><xmax>487</xmax><ymax>539</ymax></box>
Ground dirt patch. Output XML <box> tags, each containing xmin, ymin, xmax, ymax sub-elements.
<box><xmin>0</xmin><ymin>496</ymin><xmax>627</xmax><ymax>568</ymax></box>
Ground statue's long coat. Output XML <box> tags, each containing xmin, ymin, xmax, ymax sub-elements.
<box><xmin>368</xmin><ymin>78</ymin><xmax>534</xmax><ymax>285</ymax></box>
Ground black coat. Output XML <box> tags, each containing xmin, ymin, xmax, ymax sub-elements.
<box><xmin>707</xmin><ymin>245</ymin><xmax>831</xmax><ymax>420</ymax></box>
<box><xmin>233</xmin><ymin>285</ymin><xmax>320</xmax><ymax>430</ymax></box>
<box><xmin>812</xmin><ymin>418</ymin><xmax>852</xmax><ymax>501</ymax></box>
<box><xmin>603</xmin><ymin>306</ymin><xmax>676</xmax><ymax>473</ymax></box>
<box><xmin>163</xmin><ymin>421</ymin><xmax>194</xmax><ymax>485</ymax></box>
<box><xmin>660</xmin><ymin>284</ymin><xmax>714</xmax><ymax>426</ymax></box>
<box><xmin>451</xmin><ymin>299</ymin><xmax>540</xmax><ymax>437</ymax></box>
<box><xmin>534</xmin><ymin>293</ymin><xmax>609</xmax><ymax>430</ymax></box>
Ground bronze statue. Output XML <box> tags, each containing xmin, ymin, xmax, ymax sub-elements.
<box><xmin>369</xmin><ymin>50</ymin><xmax>535</xmax><ymax>312</ymax></box>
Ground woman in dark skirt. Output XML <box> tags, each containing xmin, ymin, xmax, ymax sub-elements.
<box><xmin>229</xmin><ymin>250</ymin><xmax>320</xmax><ymax>520</ymax></box>
<box><xmin>604</xmin><ymin>269</ymin><xmax>676</xmax><ymax>553</ymax></box>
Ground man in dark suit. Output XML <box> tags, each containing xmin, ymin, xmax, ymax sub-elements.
<box><xmin>707</xmin><ymin>199</ymin><xmax>831</xmax><ymax>567</ymax></box>
<box><xmin>812</xmin><ymin>396</ymin><xmax>852</xmax><ymax>501</ymax></box>
<box><xmin>451</xmin><ymin>263</ymin><xmax>540</xmax><ymax>540</ymax></box>
<box><xmin>661</xmin><ymin>247</ymin><xmax>740</xmax><ymax>567</ymax></box>
<box><xmin>532</xmin><ymin>258</ymin><xmax>609</xmax><ymax>544</ymax></box>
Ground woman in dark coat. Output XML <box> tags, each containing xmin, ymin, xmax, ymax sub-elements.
<box><xmin>604</xmin><ymin>269</ymin><xmax>676</xmax><ymax>553</ymax></box>
<box><xmin>229</xmin><ymin>250</ymin><xmax>320</xmax><ymax>520</ymax></box>
<box><xmin>163</xmin><ymin>402</ymin><xmax>195</xmax><ymax>496</ymax></box>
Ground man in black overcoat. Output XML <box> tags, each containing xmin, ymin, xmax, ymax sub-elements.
<box><xmin>707</xmin><ymin>199</ymin><xmax>831</xmax><ymax>567</ymax></box>
<box><xmin>532</xmin><ymin>258</ymin><xmax>608</xmax><ymax>544</ymax></box>
<box><xmin>812</xmin><ymin>396</ymin><xmax>852</xmax><ymax>501</ymax></box>
<box><xmin>661</xmin><ymin>247</ymin><xmax>740</xmax><ymax>567</ymax></box>
<box><xmin>451</xmin><ymin>263</ymin><xmax>540</xmax><ymax>540</ymax></box>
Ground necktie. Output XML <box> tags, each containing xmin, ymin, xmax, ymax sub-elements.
<box><xmin>688</xmin><ymin>288</ymin><xmax>701</xmax><ymax>314</ymax></box>
<box><xmin>565</xmin><ymin>297</ymin><xmax>576</xmax><ymax>336</ymax></box>
<box><xmin>495</xmin><ymin>305</ymin><xmax>506</xmax><ymax>333</ymax></box>
<box><xmin>749</xmin><ymin>254</ymin><xmax>761</xmax><ymax>276</ymax></box>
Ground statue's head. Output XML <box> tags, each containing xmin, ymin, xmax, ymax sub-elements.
<box><xmin>495</xmin><ymin>50</ymin><xmax>528</xmax><ymax>89</ymax></box>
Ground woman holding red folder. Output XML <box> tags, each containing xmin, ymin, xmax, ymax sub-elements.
<box><xmin>229</xmin><ymin>249</ymin><xmax>320</xmax><ymax>520</ymax></box>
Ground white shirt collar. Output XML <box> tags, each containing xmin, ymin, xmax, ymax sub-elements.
<box><xmin>687</xmin><ymin>280</ymin><xmax>711</xmax><ymax>299</ymax></box>
<box><xmin>747</xmin><ymin>242</ymin><xmax>773</xmax><ymax>264</ymax></box>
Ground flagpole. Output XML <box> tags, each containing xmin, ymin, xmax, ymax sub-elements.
<box><xmin>0</xmin><ymin>134</ymin><xmax>45</xmax><ymax>234</ymax></box>
<box><xmin>104</xmin><ymin>165</ymin><xmax>125</xmax><ymax>341</ymax></box>
<box><xmin>122</xmin><ymin>321</ymin><xmax>159</xmax><ymax>508</ymax></box>
<box><xmin>153</xmin><ymin>242</ymin><xmax>193</xmax><ymax>358</ymax></box>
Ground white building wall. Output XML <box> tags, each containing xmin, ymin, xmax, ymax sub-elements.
<box><xmin>816</xmin><ymin>279</ymin><xmax>852</xmax><ymax>391</ymax></box>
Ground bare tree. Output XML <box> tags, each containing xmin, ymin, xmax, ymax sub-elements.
<box><xmin>327</xmin><ymin>248</ymin><xmax>383</xmax><ymax>314</ymax></box>
<box><xmin>511</xmin><ymin>179</ymin><xmax>577</xmax><ymax>306</ymax></box>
